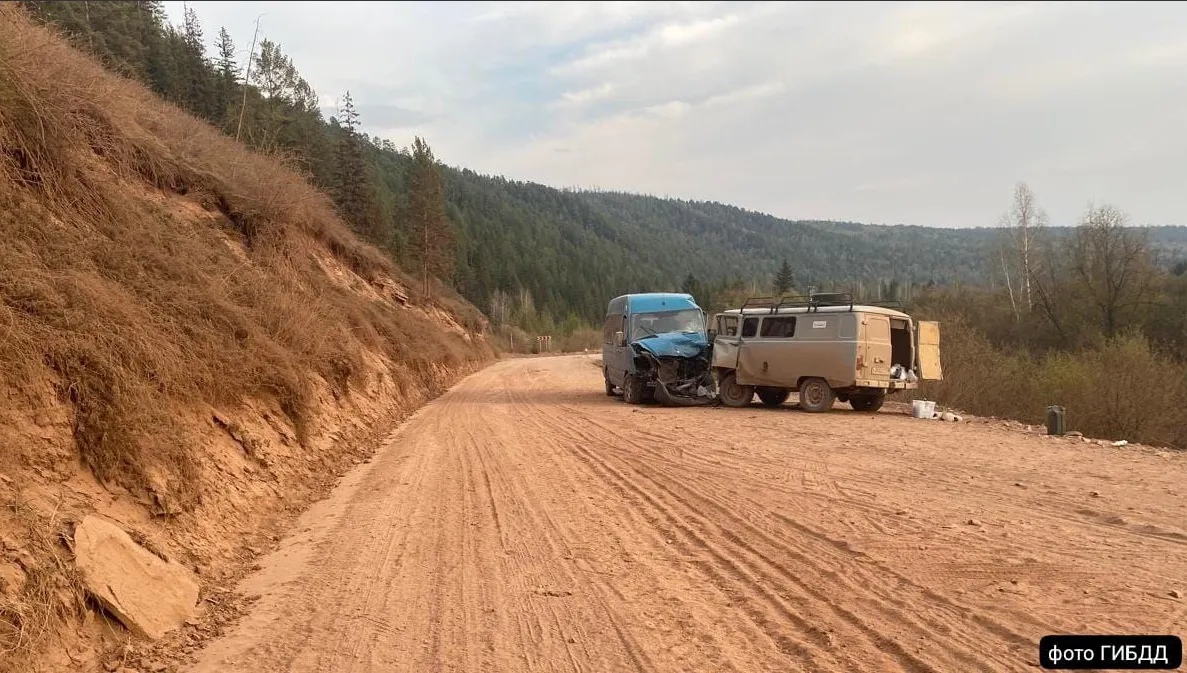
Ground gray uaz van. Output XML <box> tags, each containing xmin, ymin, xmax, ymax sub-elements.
<box><xmin>710</xmin><ymin>293</ymin><xmax>941</xmax><ymax>412</ymax></box>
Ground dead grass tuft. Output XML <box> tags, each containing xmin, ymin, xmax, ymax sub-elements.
<box><xmin>0</xmin><ymin>496</ymin><xmax>84</xmax><ymax>665</ymax></box>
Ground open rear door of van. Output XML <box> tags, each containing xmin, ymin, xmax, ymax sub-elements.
<box><xmin>916</xmin><ymin>321</ymin><xmax>942</xmax><ymax>380</ymax></box>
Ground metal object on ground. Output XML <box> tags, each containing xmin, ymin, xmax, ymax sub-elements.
<box><xmin>1046</xmin><ymin>405</ymin><xmax>1066</xmax><ymax>436</ymax></box>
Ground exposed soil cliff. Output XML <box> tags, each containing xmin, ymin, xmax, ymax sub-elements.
<box><xmin>0</xmin><ymin>7</ymin><xmax>492</xmax><ymax>670</ymax></box>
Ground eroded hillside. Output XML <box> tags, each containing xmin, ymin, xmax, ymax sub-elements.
<box><xmin>0</xmin><ymin>6</ymin><xmax>491</xmax><ymax>670</ymax></box>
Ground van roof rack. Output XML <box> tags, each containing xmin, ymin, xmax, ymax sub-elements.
<box><xmin>809</xmin><ymin>292</ymin><xmax>855</xmax><ymax>309</ymax></box>
<box><xmin>739</xmin><ymin>296</ymin><xmax>780</xmax><ymax>312</ymax></box>
<box><xmin>740</xmin><ymin>292</ymin><xmax>856</xmax><ymax>314</ymax></box>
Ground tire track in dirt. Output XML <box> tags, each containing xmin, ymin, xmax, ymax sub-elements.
<box><xmin>555</xmin><ymin>420</ymin><xmax>986</xmax><ymax>672</ymax></box>
<box><xmin>183</xmin><ymin>355</ymin><xmax>1187</xmax><ymax>673</ymax></box>
<box><xmin>580</xmin><ymin>419</ymin><xmax>1052</xmax><ymax>671</ymax></box>
<box><xmin>539</xmin><ymin>360</ymin><xmax>1179</xmax><ymax>671</ymax></box>
<box><xmin>459</xmin><ymin>392</ymin><xmax>659</xmax><ymax>673</ymax></box>
<box><xmin>548</xmin><ymin>401</ymin><xmax>957</xmax><ymax>670</ymax></box>
<box><xmin>501</xmin><ymin>382</ymin><xmax>757</xmax><ymax>672</ymax></box>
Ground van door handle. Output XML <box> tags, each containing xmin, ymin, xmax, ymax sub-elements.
<box><xmin>873</xmin><ymin>357</ymin><xmax>885</xmax><ymax>363</ymax></box>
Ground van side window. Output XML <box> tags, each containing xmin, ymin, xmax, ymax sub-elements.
<box><xmin>719</xmin><ymin>316</ymin><xmax>739</xmax><ymax>336</ymax></box>
<box><xmin>603</xmin><ymin>313</ymin><xmax>623</xmax><ymax>344</ymax></box>
<box><xmin>741</xmin><ymin>317</ymin><xmax>759</xmax><ymax>338</ymax></box>
<box><xmin>838</xmin><ymin>314</ymin><xmax>856</xmax><ymax>339</ymax></box>
<box><xmin>760</xmin><ymin>316</ymin><xmax>797</xmax><ymax>338</ymax></box>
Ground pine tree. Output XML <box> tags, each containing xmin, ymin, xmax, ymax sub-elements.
<box><xmin>773</xmin><ymin>259</ymin><xmax>795</xmax><ymax>295</ymax></box>
<box><xmin>180</xmin><ymin>6</ymin><xmax>214</xmax><ymax>120</ymax></box>
<box><xmin>408</xmin><ymin>136</ymin><xmax>455</xmax><ymax>296</ymax></box>
<box><xmin>333</xmin><ymin>92</ymin><xmax>381</xmax><ymax>243</ymax></box>
<box><xmin>214</xmin><ymin>27</ymin><xmax>239</xmax><ymax>128</ymax></box>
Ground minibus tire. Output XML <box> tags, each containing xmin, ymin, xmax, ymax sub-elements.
<box><xmin>622</xmin><ymin>374</ymin><xmax>645</xmax><ymax>404</ymax></box>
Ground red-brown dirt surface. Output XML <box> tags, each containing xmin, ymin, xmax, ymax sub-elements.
<box><xmin>183</xmin><ymin>354</ymin><xmax>1187</xmax><ymax>673</ymax></box>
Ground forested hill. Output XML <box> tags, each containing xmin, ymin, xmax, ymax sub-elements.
<box><xmin>437</xmin><ymin>172</ymin><xmax>1186</xmax><ymax>323</ymax></box>
<box><xmin>22</xmin><ymin>1</ymin><xmax>1187</xmax><ymax>329</ymax></box>
<box><xmin>439</xmin><ymin>176</ymin><xmax>1000</xmax><ymax>321</ymax></box>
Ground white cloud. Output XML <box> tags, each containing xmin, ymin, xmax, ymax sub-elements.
<box><xmin>644</xmin><ymin>100</ymin><xmax>692</xmax><ymax>119</ymax></box>
<box><xmin>657</xmin><ymin>14</ymin><xmax>740</xmax><ymax>47</ymax></box>
<box><xmin>554</xmin><ymin>83</ymin><xmax>618</xmax><ymax>109</ymax></box>
<box><xmin>553</xmin><ymin>11</ymin><xmax>746</xmax><ymax>76</ymax></box>
<box><xmin>703</xmin><ymin>81</ymin><xmax>785</xmax><ymax>108</ymax></box>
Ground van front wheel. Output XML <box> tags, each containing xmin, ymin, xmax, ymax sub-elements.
<box><xmin>798</xmin><ymin>378</ymin><xmax>835</xmax><ymax>413</ymax></box>
<box><xmin>622</xmin><ymin>374</ymin><xmax>645</xmax><ymax>405</ymax></box>
<box><xmin>719</xmin><ymin>373</ymin><xmax>754</xmax><ymax>408</ymax></box>
<box><xmin>756</xmin><ymin>387</ymin><xmax>791</xmax><ymax>407</ymax></box>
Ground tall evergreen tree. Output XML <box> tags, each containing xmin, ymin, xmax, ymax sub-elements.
<box><xmin>408</xmin><ymin>136</ymin><xmax>454</xmax><ymax>296</ymax></box>
<box><xmin>773</xmin><ymin>259</ymin><xmax>795</xmax><ymax>295</ymax></box>
<box><xmin>180</xmin><ymin>6</ymin><xmax>214</xmax><ymax>120</ymax></box>
<box><xmin>139</xmin><ymin>2</ymin><xmax>180</xmax><ymax>100</ymax></box>
<box><xmin>332</xmin><ymin>92</ymin><xmax>381</xmax><ymax>243</ymax></box>
<box><xmin>213</xmin><ymin>26</ymin><xmax>239</xmax><ymax>128</ymax></box>
<box><xmin>247</xmin><ymin>39</ymin><xmax>321</xmax><ymax>160</ymax></box>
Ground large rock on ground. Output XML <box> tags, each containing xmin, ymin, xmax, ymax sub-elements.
<box><xmin>73</xmin><ymin>515</ymin><xmax>199</xmax><ymax>639</ymax></box>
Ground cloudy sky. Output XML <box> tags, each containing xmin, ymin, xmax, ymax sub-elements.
<box><xmin>163</xmin><ymin>1</ymin><xmax>1187</xmax><ymax>228</ymax></box>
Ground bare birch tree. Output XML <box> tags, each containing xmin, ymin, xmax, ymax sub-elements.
<box><xmin>997</xmin><ymin>182</ymin><xmax>1047</xmax><ymax>319</ymax></box>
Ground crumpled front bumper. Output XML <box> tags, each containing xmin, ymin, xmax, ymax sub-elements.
<box><xmin>648</xmin><ymin>356</ymin><xmax>716</xmax><ymax>406</ymax></box>
<box><xmin>654</xmin><ymin>380</ymin><xmax>716</xmax><ymax>406</ymax></box>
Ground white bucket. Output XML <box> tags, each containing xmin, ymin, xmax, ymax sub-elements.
<box><xmin>911</xmin><ymin>400</ymin><xmax>936</xmax><ymax>419</ymax></box>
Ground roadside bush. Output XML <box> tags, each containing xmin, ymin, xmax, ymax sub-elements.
<box><xmin>490</xmin><ymin>325</ymin><xmax>534</xmax><ymax>354</ymax></box>
<box><xmin>922</xmin><ymin>320</ymin><xmax>1186</xmax><ymax>448</ymax></box>
<box><xmin>558</xmin><ymin>328</ymin><xmax>601</xmax><ymax>353</ymax></box>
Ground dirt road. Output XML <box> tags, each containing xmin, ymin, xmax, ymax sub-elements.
<box><xmin>187</xmin><ymin>355</ymin><xmax>1187</xmax><ymax>673</ymax></box>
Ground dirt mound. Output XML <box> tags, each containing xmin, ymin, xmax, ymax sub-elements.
<box><xmin>0</xmin><ymin>6</ymin><xmax>490</xmax><ymax>670</ymax></box>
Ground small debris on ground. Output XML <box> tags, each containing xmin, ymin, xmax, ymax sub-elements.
<box><xmin>1112</xmin><ymin>440</ymin><xmax>1129</xmax><ymax>447</ymax></box>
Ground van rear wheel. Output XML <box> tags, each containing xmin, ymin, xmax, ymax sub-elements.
<box><xmin>798</xmin><ymin>378</ymin><xmax>835</xmax><ymax>413</ymax></box>
<box><xmin>719</xmin><ymin>372</ymin><xmax>754</xmax><ymax>408</ymax></box>
<box><xmin>756</xmin><ymin>387</ymin><xmax>791</xmax><ymax>407</ymax></box>
<box><xmin>849</xmin><ymin>392</ymin><xmax>885</xmax><ymax>412</ymax></box>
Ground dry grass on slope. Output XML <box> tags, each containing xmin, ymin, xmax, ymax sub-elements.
<box><xmin>0</xmin><ymin>4</ymin><xmax>487</xmax><ymax>510</ymax></box>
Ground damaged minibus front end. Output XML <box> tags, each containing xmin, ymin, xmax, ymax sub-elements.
<box><xmin>631</xmin><ymin>332</ymin><xmax>715</xmax><ymax>406</ymax></box>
